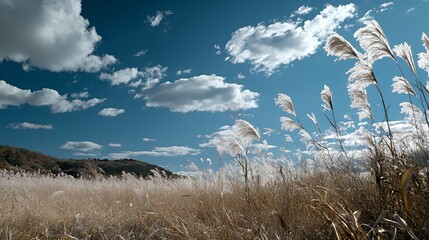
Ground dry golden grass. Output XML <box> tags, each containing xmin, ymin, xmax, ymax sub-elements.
<box><xmin>1</xmin><ymin>168</ymin><xmax>427</xmax><ymax>239</ymax></box>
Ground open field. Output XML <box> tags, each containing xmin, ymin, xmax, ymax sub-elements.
<box><xmin>0</xmin><ymin>165</ymin><xmax>427</xmax><ymax>239</ymax></box>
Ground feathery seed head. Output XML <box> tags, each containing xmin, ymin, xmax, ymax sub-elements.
<box><xmin>235</xmin><ymin>119</ymin><xmax>260</xmax><ymax>141</ymax></box>
<box><xmin>321</xmin><ymin>85</ymin><xmax>333</xmax><ymax>111</ymax></box>
<box><xmin>418</xmin><ymin>52</ymin><xmax>429</xmax><ymax>75</ymax></box>
<box><xmin>275</xmin><ymin>93</ymin><xmax>296</xmax><ymax>116</ymax></box>
<box><xmin>393</xmin><ymin>43</ymin><xmax>417</xmax><ymax>75</ymax></box>
<box><xmin>325</xmin><ymin>33</ymin><xmax>361</xmax><ymax>61</ymax></box>
<box><xmin>422</xmin><ymin>33</ymin><xmax>429</xmax><ymax>51</ymax></box>
<box><xmin>279</xmin><ymin>116</ymin><xmax>303</xmax><ymax>132</ymax></box>
<box><xmin>392</xmin><ymin>76</ymin><xmax>415</xmax><ymax>95</ymax></box>
<box><xmin>348</xmin><ymin>88</ymin><xmax>372</xmax><ymax>120</ymax></box>
<box><xmin>400</xmin><ymin>102</ymin><xmax>422</xmax><ymax>118</ymax></box>
<box><xmin>347</xmin><ymin>61</ymin><xmax>376</xmax><ymax>87</ymax></box>
<box><xmin>354</xmin><ymin>20</ymin><xmax>394</xmax><ymax>64</ymax></box>
<box><xmin>307</xmin><ymin>112</ymin><xmax>318</xmax><ymax>126</ymax></box>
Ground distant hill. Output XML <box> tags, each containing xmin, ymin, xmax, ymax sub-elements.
<box><xmin>0</xmin><ymin>145</ymin><xmax>178</xmax><ymax>179</ymax></box>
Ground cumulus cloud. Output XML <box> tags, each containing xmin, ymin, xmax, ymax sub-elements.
<box><xmin>61</xmin><ymin>141</ymin><xmax>102</xmax><ymax>152</ymax></box>
<box><xmin>100</xmin><ymin>68</ymin><xmax>139</xmax><ymax>86</ymax></box>
<box><xmin>147</xmin><ymin>10</ymin><xmax>173</xmax><ymax>27</ymax></box>
<box><xmin>108</xmin><ymin>143</ymin><xmax>122</xmax><ymax>147</ymax></box>
<box><xmin>0</xmin><ymin>80</ymin><xmax>104</xmax><ymax>113</ymax></box>
<box><xmin>225</xmin><ymin>4</ymin><xmax>356</xmax><ymax>75</ymax></box>
<box><xmin>6</xmin><ymin>122</ymin><xmax>53</xmax><ymax>130</ymax></box>
<box><xmin>0</xmin><ymin>0</ymin><xmax>116</xmax><ymax>72</ymax></box>
<box><xmin>107</xmin><ymin>146</ymin><xmax>200</xmax><ymax>159</ymax></box>
<box><xmin>144</xmin><ymin>74</ymin><xmax>259</xmax><ymax>112</ymax></box>
<box><xmin>98</xmin><ymin>108</ymin><xmax>125</xmax><ymax>117</ymax></box>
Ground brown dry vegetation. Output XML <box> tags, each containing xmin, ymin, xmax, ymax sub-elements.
<box><xmin>0</xmin><ymin>168</ymin><xmax>427</xmax><ymax>239</ymax></box>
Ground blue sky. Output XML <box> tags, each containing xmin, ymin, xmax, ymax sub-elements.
<box><xmin>0</xmin><ymin>0</ymin><xmax>428</xmax><ymax>172</ymax></box>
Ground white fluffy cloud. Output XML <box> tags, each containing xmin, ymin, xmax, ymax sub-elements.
<box><xmin>98</xmin><ymin>108</ymin><xmax>125</xmax><ymax>117</ymax></box>
<box><xmin>100</xmin><ymin>68</ymin><xmax>139</xmax><ymax>86</ymax></box>
<box><xmin>226</xmin><ymin>4</ymin><xmax>356</xmax><ymax>75</ymax></box>
<box><xmin>61</xmin><ymin>141</ymin><xmax>102</xmax><ymax>152</ymax></box>
<box><xmin>0</xmin><ymin>80</ymin><xmax>104</xmax><ymax>113</ymax></box>
<box><xmin>144</xmin><ymin>74</ymin><xmax>259</xmax><ymax>112</ymax></box>
<box><xmin>107</xmin><ymin>146</ymin><xmax>200</xmax><ymax>159</ymax></box>
<box><xmin>147</xmin><ymin>10</ymin><xmax>173</xmax><ymax>27</ymax></box>
<box><xmin>0</xmin><ymin>0</ymin><xmax>116</xmax><ymax>72</ymax></box>
<box><xmin>6</xmin><ymin>122</ymin><xmax>53</xmax><ymax>130</ymax></box>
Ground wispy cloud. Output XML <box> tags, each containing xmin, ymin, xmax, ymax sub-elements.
<box><xmin>359</xmin><ymin>2</ymin><xmax>394</xmax><ymax>23</ymax></box>
<box><xmin>214</xmin><ymin>44</ymin><xmax>222</xmax><ymax>55</ymax></box>
<box><xmin>379</xmin><ymin>2</ymin><xmax>394</xmax><ymax>12</ymax></box>
<box><xmin>71</xmin><ymin>91</ymin><xmax>89</xmax><ymax>99</ymax></box>
<box><xmin>107</xmin><ymin>146</ymin><xmax>200</xmax><ymax>159</ymax></box>
<box><xmin>147</xmin><ymin>10</ymin><xmax>173</xmax><ymax>27</ymax></box>
<box><xmin>143</xmin><ymin>138</ymin><xmax>156</xmax><ymax>142</ymax></box>
<box><xmin>108</xmin><ymin>143</ymin><xmax>122</xmax><ymax>147</ymax></box>
<box><xmin>263</xmin><ymin>128</ymin><xmax>276</xmax><ymax>137</ymax></box>
<box><xmin>358</xmin><ymin>10</ymin><xmax>373</xmax><ymax>23</ymax></box>
<box><xmin>0</xmin><ymin>80</ymin><xmax>105</xmax><ymax>113</ymax></box>
<box><xmin>6</xmin><ymin>122</ymin><xmax>53</xmax><ymax>130</ymax></box>
<box><xmin>237</xmin><ymin>73</ymin><xmax>246</xmax><ymax>79</ymax></box>
<box><xmin>225</xmin><ymin>4</ymin><xmax>356</xmax><ymax>75</ymax></box>
<box><xmin>406</xmin><ymin>7</ymin><xmax>416</xmax><ymax>14</ymax></box>
<box><xmin>144</xmin><ymin>74</ymin><xmax>259</xmax><ymax>112</ymax></box>
<box><xmin>98</xmin><ymin>108</ymin><xmax>125</xmax><ymax>117</ymax></box>
<box><xmin>101</xmin><ymin>65</ymin><xmax>167</xmax><ymax>91</ymax></box>
<box><xmin>176</xmin><ymin>68</ymin><xmax>192</xmax><ymax>76</ymax></box>
<box><xmin>61</xmin><ymin>141</ymin><xmax>102</xmax><ymax>152</ymax></box>
<box><xmin>134</xmin><ymin>49</ymin><xmax>148</xmax><ymax>57</ymax></box>
<box><xmin>139</xmin><ymin>65</ymin><xmax>168</xmax><ymax>90</ymax></box>
<box><xmin>0</xmin><ymin>0</ymin><xmax>116</xmax><ymax>72</ymax></box>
